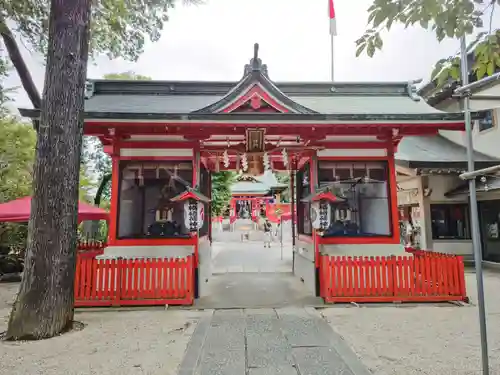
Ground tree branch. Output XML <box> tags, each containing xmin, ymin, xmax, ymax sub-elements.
<box><xmin>94</xmin><ymin>173</ymin><xmax>111</xmax><ymax>207</ymax></box>
<box><xmin>0</xmin><ymin>19</ymin><xmax>41</xmax><ymax>130</ymax></box>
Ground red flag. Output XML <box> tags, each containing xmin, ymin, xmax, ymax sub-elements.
<box><xmin>329</xmin><ymin>0</ymin><xmax>337</xmax><ymax>36</ymax></box>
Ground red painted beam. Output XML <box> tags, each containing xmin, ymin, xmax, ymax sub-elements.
<box><xmin>118</xmin><ymin>141</ymin><xmax>198</xmax><ymax>149</ymax></box>
<box><xmin>85</xmin><ymin>121</ymin><xmax>465</xmax><ymax>133</ymax></box>
<box><xmin>309</xmin><ymin>142</ymin><xmax>390</xmax><ymax>149</ymax></box>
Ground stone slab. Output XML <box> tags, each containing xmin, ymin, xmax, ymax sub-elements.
<box><xmin>248</xmin><ymin>365</ymin><xmax>299</xmax><ymax>375</ymax></box>
<box><xmin>178</xmin><ymin>308</ymin><xmax>372</xmax><ymax>375</ymax></box>
<box><xmin>276</xmin><ymin>308</ymin><xmax>331</xmax><ymax>348</ymax></box>
<box><xmin>293</xmin><ymin>346</ymin><xmax>355</xmax><ymax>375</ymax></box>
<box><xmin>196</xmin><ymin>348</ymin><xmax>246</xmax><ymax>375</ymax></box>
<box><xmin>177</xmin><ymin>311</ymin><xmax>214</xmax><ymax>375</ymax></box>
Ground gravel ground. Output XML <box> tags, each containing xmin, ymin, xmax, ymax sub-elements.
<box><xmin>322</xmin><ymin>270</ymin><xmax>500</xmax><ymax>375</ymax></box>
<box><xmin>0</xmin><ymin>283</ymin><xmax>206</xmax><ymax>375</ymax></box>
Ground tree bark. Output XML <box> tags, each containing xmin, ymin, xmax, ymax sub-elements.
<box><xmin>5</xmin><ymin>0</ymin><xmax>92</xmax><ymax>340</ymax></box>
<box><xmin>0</xmin><ymin>19</ymin><xmax>42</xmax><ymax>130</ymax></box>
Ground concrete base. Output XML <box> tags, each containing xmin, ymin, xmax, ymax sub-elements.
<box><xmin>293</xmin><ymin>239</ymin><xmax>316</xmax><ymax>295</ymax></box>
<box><xmin>194</xmin><ymin>273</ymin><xmax>323</xmax><ymax>309</ymax></box>
<box><xmin>482</xmin><ymin>261</ymin><xmax>500</xmax><ymax>271</ymax></box>
<box><xmin>98</xmin><ymin>245</ymin><xmax>194</xmax><ymax>259</ymax></box>
<box><xmin>320</xmin><ymin>243</ymin><xmax>406</xmax><ymax>257</ymax></box>
<box><xmin>198</xmin><ymin>238</ymin><xmax>212</xmax><ymax>298</ymax></box>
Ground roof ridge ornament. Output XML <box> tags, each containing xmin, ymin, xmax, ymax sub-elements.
<box><xmin>244</xmin><ymin>43</ymin><xmax>269</xmax><ymax>77</ymax></box>
<box><xmin>406</xmin><ymin>78</ymin><xmax>422</xmax><ymax>101</ymax></box>
<box><xmin>85</xmin><ymin>80</ymin><xmax>95</xmax><ymax>99</ymax></box>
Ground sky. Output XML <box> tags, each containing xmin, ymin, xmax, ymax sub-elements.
<box><xmin>4</xmin><ymin>0</ymin><xmax>500</xmax><ymax>110</ymax></box>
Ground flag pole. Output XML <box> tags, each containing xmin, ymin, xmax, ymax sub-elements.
<box><xmin>330</xmin><ymin>33</ymin><xmax>335</xmax><ymax>82</ymax></box>
<box><xmin>459</xmin><ymin>34</ymin><xmax>490</xmax><ymax>375</ymax></box>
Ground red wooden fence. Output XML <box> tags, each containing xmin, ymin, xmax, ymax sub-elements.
<box><xmin>320</xmin><ymin>255</ymin><xmax>467</xmax><ymax>303</ymax></box>
<box><xmin>74</xmin><ymin>256</ymin><xmax>194</xmax><ymax>307</ymax></box>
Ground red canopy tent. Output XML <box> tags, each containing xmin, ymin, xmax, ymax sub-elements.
<box><xmin>0</xmin><ymin>196</ymin><xmax>109</xmax><ymax>223</ymax></box>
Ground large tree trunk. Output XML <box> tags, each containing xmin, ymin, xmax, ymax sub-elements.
<box><xmin>5</xmin><ymin>0</ymin><xmax>92</xmax><ymax>340</ymax></box>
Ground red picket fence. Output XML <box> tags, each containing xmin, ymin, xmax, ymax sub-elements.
<box><xmin>404</xmin><ymin>246</ymin><xmax>451</xmax><ymax>258</ymax></box>
<box><xmin>77</xmin><ymin>240</ymin><xmax>105</xmax><ymax>258</ymax></box>
<box><xmin>320</xmin><ymin>255</ymin><xmax>467</xmax><ymax>303</ymax></box>
<box><xmin>74</xmin><ymin>256</ymin><xmax>194</xmax><ymax>307</ymax></box>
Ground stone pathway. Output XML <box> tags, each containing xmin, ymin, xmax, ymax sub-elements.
<box><xmin>194</xmin><ymin>273</ymin><xmax>323</xmax><ymax>309</ymax></box>
<box><xmin>211</xmin><ymin>241</ymin><xmax>293</xmax><ymax>274</ymax></box>
<box><xmin>177</xmin><ymin>307</ymin><xmax>372</xmax><ymax>375</ymax></box>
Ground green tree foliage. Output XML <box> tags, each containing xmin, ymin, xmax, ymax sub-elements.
<box><xmin>103</xmin><ymin>71</ymin><xmax>152</xmax><ymax>80</ymax></box>
<box><xmin>358</xmin><ymin>0</ymin><xmax>500</xmax><ymax>85</ymax></box>
<box><xmin>0</xmin><ymin>117</ymin><xmax>36</xmax><ymax>203</ymax></box>
<box><xmin>0</xmin><ymin>117</ymin><xmax>35</xmax><ymax>256</ymax></box>
<box><xmin>211</xmin><ymin>171</ymin><xmax>236</xmax><ymax>216</ymax></box>
<box><xmin>275</xmin><ymin>172</ymin><xmax>291</xmax><ymax>203</ymax></box>
<box><xmin>0</xmin><ymin>0</ymin><xmax>199</xmax><ymax>130</ymax></box>
<box><xmin>0</xmin><ymin>114</ymin><xmax>94</xmax><ymax>254</ymax></box>
<box><xmin>0</xmin><ymin>57</ymin><xmax>12</xmax><ymax>114</ymax></box>
<box><xmin>1</xmin><ymin>0</ymin><xmax>196</xmax><ymax>61</ymax></box>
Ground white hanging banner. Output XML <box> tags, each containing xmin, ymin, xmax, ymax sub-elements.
<box><xmin>197</xmin><ymin>203</ymin><xmax>205</xmax><ymax>230</ymax></box>
<box><xmin>184</xmin><ymin>200</ymin><xmax>202</xmax><ymax>232</ymax></box>
<box><xmin>310</xmin><ymin>201</ymin><xmax>331</xmax><ymax>230</ymax></box>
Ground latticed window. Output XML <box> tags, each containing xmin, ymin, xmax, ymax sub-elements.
<box><xmin>117</xmin><ymin>160</ymin><xmax>193</xmax><ymax>239</ymax></box>
<box><xmin>296</xmin><ymin>164</ymin><xmax>312</xmax><ymax>236</ymax></box>
<box><xmin>317</xmin><ymin>160</ymin><xmax>392</xmax><ymax>237</ymax></box>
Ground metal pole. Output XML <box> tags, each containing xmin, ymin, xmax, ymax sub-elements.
<box><xmin>460</xmin><ymin>164</ymin><xmax>500</xmax><ymax>180</ymax></box>
<box><xmin>290</xmin><ymin>162</ymin><xmax>296</xmax><ymax>249</ymax></box>
<box><xmin>460</xmin><ymin>35</ymin><xmax>490</xmax><ymax>375</ymax></box>
<box><xmin>280</xmin><ymin>218</ymin><xmax>283</xmax><ymax>260</ymax></box>
<box><xmin>330</xmin><ymin>33</ymin><xmax>335</xmax><ymax>82</ymax></box>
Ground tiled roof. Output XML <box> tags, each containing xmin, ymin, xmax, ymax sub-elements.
<box><xmin>396</xmin><ymin>135</ymin><xmax>499</xmax><ymax>168</ymax></box>
<box><xmin>83</xmin><ymin>82</ymin><xmax>443</xmax><ymax>116</ymax></box>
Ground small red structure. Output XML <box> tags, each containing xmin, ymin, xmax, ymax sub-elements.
<box><xmin>0</xmin><ymin>196</ymin><xmax>109</xmax><ymax>223</ymax></box>
<box><xmin>229</xmin><ymin>172</ymin><xmax>288</xmax><ymax>224</ymax></box>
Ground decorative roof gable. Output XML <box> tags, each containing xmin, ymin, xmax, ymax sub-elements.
<box><xmin>194</xmin><ymin>44</ymin><xmax>317</xmax><ymax>115</ymax></box>
<box><xmin>170</xmin><ymin>188</ymin><xmax>210</xmax><ymax>203</ymax></box>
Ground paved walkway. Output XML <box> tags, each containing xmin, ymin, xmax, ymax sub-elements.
<box><xmin>196</xmin><ymin>238</ymin><xmax>322</xmax><ymax>309</ymax></box>
<box><xmin>211</xmin><ymin>241</ymin><xmax>293</xmax><ymax>274</ymax></box>
<box><xmin>195</xmin><ymin>273</ymin><xmax>323</xmax><ymax>309</ymax></box>
<box><xmin>177</xmin><ymin>307</ymin><xmax>372</xmax><ymax>375</ymax></box>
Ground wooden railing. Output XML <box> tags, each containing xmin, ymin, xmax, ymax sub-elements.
<box><xmin>77</xmin><ymin>240</ymin><xmax>105</xmax><ymax>258</ymax></box>
<box><xmin>404</xmin><ymin>247</ymin><xmax>461</xmax><ymax>258</ymax></box>
<box><xmin>320</xmin><ymin>255</ymin><xmax>467</xmax><ymax>303</ymax></box>
<box><xmin>74</xmin><ymin>255</ymin><xmax>194</xmax><ymax>307</ymax></box>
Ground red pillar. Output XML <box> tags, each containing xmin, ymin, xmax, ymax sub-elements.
<box><xmin>387</xmin><ymin>145</ymin><xmax>401</xmax><ymax>243</ymax></box>
<box><xmin>290</xmin><ymin>159</ymin><xmax>296</xmax><ymax>248</ymax></box>
<box><xmin>230</xmin><ymin>197</ymin><xmax>237</xmax><ymax>224</ymax></box>
<box><xmin>108</xmin><ymin>142</ymin><xmax>120</xmax><ymax>245</ymax></box>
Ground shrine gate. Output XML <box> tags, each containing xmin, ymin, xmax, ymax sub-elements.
<box><xmin>21</xmin><ymin>43</ymin><xmax>469</xmax><ymax>306</ymax></box>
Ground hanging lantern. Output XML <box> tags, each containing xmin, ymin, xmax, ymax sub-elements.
<box><xmin>215</xmin><ymin>154</ymin><xmax>220</xmax><ymax>172</ymax></box>
<box><xmin>241</xmin><ymin>153</ymin><xmax>248</xmax><ymax>172</ymax></box>
<box><xmin>183</xmin><ymin>200</ymin><xmax>201</xmax><ymax>232</ymax></box>
<box><xmin>301</xmin><ymin>188</ymin><xmax>344</xmax><ymax>231</ymax></box>
<box><xmin>170</xmin><ymin>189</ymin><xmax>210</xmax><ymax>232</ymax></box>
<box><xmin>281</xmin><ymin>148</ymin><xmax>288</xmax><ymax>168</ymax></box>
<box><xmin>263</xmin><ymin>152</ymin><xmax>270</xmax><ymax>170</ymax></box>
